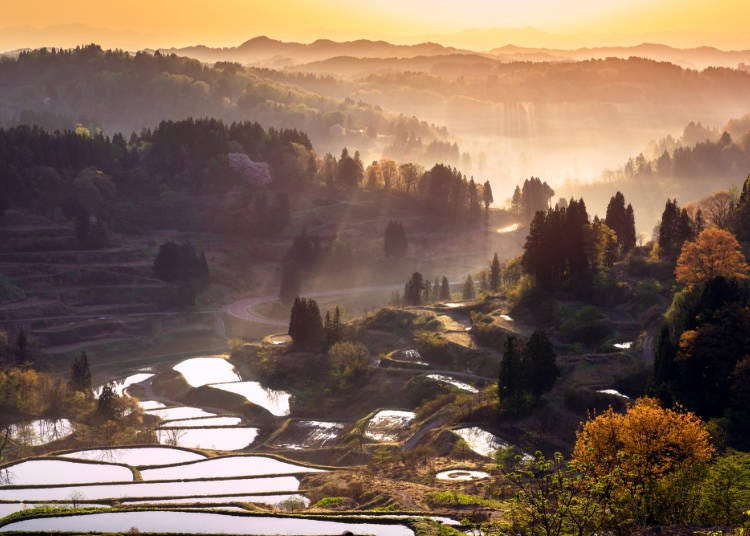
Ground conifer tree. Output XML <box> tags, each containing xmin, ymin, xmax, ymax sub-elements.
<box><xmin>70</xmin><ymin>351</ymin><xmax>92</xmax><ymax>393</ymax></box>
<box><xmin>288</xmin><ymin>297</ymin><xmax>324</xmax><ymax>351</ymax></box>
<box><xmin>489</xmin><ymin>253</ymin><xmax>502</xmax><ymax>291</ymax></box>
<box><xmin>439</xmin><ymin>276</ymin><xmax>451</xmax><ymax>301</ymax></box>
<box><xmin>462</xmin><ymin>275</ymin><xmax>476</xmax><ymax>300</ymax></box>
<box><xmin>499</xmin><ymin>335</ymin><xmax>521</xmax><ymax>400</ymax></box>
<box><xmin>279</xmin><ymin>261</ymin><xmax>301</xmax><ymax>305</ymax></box>
<box><xmin>522</xmin><ymin>331</ymin><xmax>559</xmax><ymax>396</ymax></box>
<box><xmin>403</xmin><ymin>272</ymin><xmax>424</xmax><ymax>306</ymax></box>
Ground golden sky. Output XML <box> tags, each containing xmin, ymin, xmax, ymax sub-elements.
<box><xmin>1</xmin><ymin>0</ymin><xmax>749</xmax><ymax>51</ymax></box>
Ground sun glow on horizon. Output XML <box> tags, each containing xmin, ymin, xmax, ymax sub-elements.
<box><xmin>1</xmin><ymin>0</ymin><xmax>749</xmax><ymax>51</ymax></box>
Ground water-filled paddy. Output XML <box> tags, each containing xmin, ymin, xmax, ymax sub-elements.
<box><xmin>123</xmin><ymin>493</ymin><xmax>310</xmax><ymax>507</ymax></box>
<box><xmin>138</xmin><ymin>400</ymin><xmax>166</xmax><ymax>410</ymax></box>
<box><xmin>0</xmin><ymin>459</ymin><xmax>132</xmax><ymax>486</ymax></box>
<box><xmin>157</xmin><ymin>426</ymin><xmax>259</xmax><ymax>450</ymax></box>
<box><xmin>0</xmin><ymin>511</ymin><xmax>415</xmax><ymax>535</ymax></box>
<box><xmin>0</xmin><ymin>476</ymin><xmax>301</xmax><ymax>502</ymax></box>
<box><xmin>436</xmin><ymin>469</ymin><xmax>490</xmax><ymax>481</ymax></box>
<box><xmin>95</xmin><ymin>372</ymin><xmax>154</xmax><ymax>397</ymax></box>
<box><xmin>163</xmin><ymin>416</ymin><xmax>242</xmax><ymax>428</ymax></box>
<box><xmin>173</xmin><ymin>356</ymin><xmax>241</xmax><ymax>387</ymax></box>
<box><xmin>364</xmin><ymin>410</ymin><xmax>416</xmax><ymax>442</ymax></box>
<box><xmin>60</xmin><ymin>447</ymin><xmax>206</xmax><ymax>466</ymax></box>
<box><xmin>147</xmin><ymin>406</ymin><xmax>218</xmax><ymax>421</ymax></box>
<box><xmin>140</xmin><ymin>456</ymin><xmax>324</xmax><ymax>481</ymax></box>
<box><xmin>272</xmin><ymin>421</ymin><xmax>345</xmax><ymax>450</ymax></box>
<box><xmin>452</xmin><ymin>427</ymin><xmax>507</xmax><ymax>458</ymax></box>
<box><xmin>10</xmin><ymin>419</ymin><xmax>73</xmax><ymax>446</ymax></box>
<box><xmin>597</xmin><ymin>388</ymin><xmax>630</xmax><ymax>399</ymax></box>
<box><xmin>209</xmin><ymin>381</ymin><xmax>291</xmax><ymax>416</ymax></box>
<box><xmin>426</xmin><ymin>374</ymin><xmax>479</xmax><ymax>393</ymax></box>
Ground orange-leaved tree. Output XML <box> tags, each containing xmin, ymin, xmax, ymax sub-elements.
<box><xmin>674</xmin><ymin>228</ymin><xmax>749</xmax><ymax>288</ymax></box>
<box><xmin>572</xmin><ymin>397</ymin><xmax>713</xmax><ymax>483</ymax></box>
<box><xmin>572</xmin><ymin>397</ymin><xmax>714</xmax><ymax>525</ymax></box>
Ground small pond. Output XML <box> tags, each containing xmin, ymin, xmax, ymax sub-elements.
<box><xmin>436</xmin><ymin>469</ymin><xmax>490</xmax><ymax>481</ymax></box>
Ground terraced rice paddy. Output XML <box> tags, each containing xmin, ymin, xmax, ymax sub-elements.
<box><xmin>272</xmin><ymin>421</ymin><xmax>346</xmax><ymax>450</ymax></box>
<box><xmin>139</xmin><ymin>456</ymin><xmax>324</xmax><ymax>480</ymax></box>
<box><xmin>209</xmin><ymin>381</ymin><xmax>291</xmax><ymax>416</ymax></box>
<box><xmin>0</xmin><ymin>459</ymin><xmax>132</xmax><ymax>486</ymax></box>
<box><xmin>173</xmin><ymin>356</ymin><xmax>241</xmax><ymax>387</ymax></box>
<box><xmin>452</xmin><ymin>427</ymin><xmax>507</xmax><ymax>458</ymax></box>
<box><xmin>365</xmin><ymin>410</ymin><xmax>416</xmax><ymax>442</ymax></box>
<box><xmin>426</xmin><ymin>374</ymin><xmax>479</xmax><ymax>393</ymax></box>
<box><xmin>0</xmin><ymin>511</ymin><xmax>415</xmax><ymax>535</ymax></box>
<box><xmin>156</xmin><ymin>427</ymin><xmax>260</xmax><ymax>451</ymax></box>
<box><xmin>60</xmin><ymin>447</ymin><xmax>206</xmax><ymax>466</ymax></box>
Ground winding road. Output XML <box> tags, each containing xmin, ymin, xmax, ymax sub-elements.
<box><xmin>224</xmin><ymin>284</ymin><xmax>403</xmax><ymax>327</ymax></box>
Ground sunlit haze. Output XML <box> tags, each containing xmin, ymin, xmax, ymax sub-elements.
<box><xmin>2</xmin><ymin>0</ymin><xmax>750</xmax><ymax>50</ymax></box>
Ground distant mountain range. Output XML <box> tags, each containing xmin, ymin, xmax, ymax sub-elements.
<box><xmin>156</xmin><ymin>36</ymin><xmax>750</xmax><ymax>71</ymax></box>
<box><xmin>156</xmin><ymin>36</ymin><xmax>472</xmax><ymax>68</ymax></box>
<box><xmin>488</xmin><ymin>43</ymin><xmax>750</xmax><ymax>70</ymax></box>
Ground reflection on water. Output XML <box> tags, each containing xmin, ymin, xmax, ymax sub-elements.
<box><xmin>436</xmin><ymin>469</ymin><xmax>490</xmax><ymax>481</ymax></box>
<box><xmin>273</xmin><ymin>421</ymin><xmax>345</xmax><ymax>450</ymax></box>
<box><xmin>0</xmin><ymin>511</ymin><xmax>415</xmax><ymax>535</ymax></box>
<box><xmin>597</xmin><ymin>388</ymin><xmax>630</xmax><ymax>399</ymax></box>
<box><xmin>209</xmin><ymin>381</ymin><xmax>291</xmax><ymax>417</ymax></box>
<box><xmin>497</xmin><ymin>223</ymin><xmax>521</xmax><ymax>234</ymax></box>
<box><xmin>453</xmin><ymin>427</ymin><xmax>507</xmax><ymax>458</ymax></box>
<box><xmin>9</xmin><ymin>418</ymin><xmax>73</xmax><ymax>446</ymax></box>
<box><xmin>365</xmin><ymin>410</ymin><xmax>416</xmax><ymax>442</ymax></box>
<box><xmin>140</xmin><ymin>455</ymin><xmax>324</xmax><ymax>481</ymax></box>
<box><xmin>157</xmin><ymin>426</ymin><xmax>259</xmax><ymax>451</ymax></box>
<box><xmin>61</xmin><ymin>447</ymin><xmax>206</xmax><ymax>466</ymax></box>
<box><xmin>0</xmin><ymin>458</ymin><xmax>133</xmax><ymax>486</ymax></box>
<box><xmin>426</xmin><ymin>374</ymin><xmax>479</xmax><ymax>393</ymax></box>
<box><xmin>173</xmin><ymin>356</ymin><xmax>241</xmax><ymax>387</ymax></box>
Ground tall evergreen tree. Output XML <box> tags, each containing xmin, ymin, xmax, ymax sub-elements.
<box><xmin>439</xmin><ymin>276</ymin><xmax>451</xmax><ymax>301</ymax></box>
<box><xmin>522</xmin><ymin>331</ymin><xmax>559</xmax><ymax>396</ymax></box>
<box><xmin>499</xmin><ymin>335</ymin><xmax>521</xmax><ymax>400</ymax></box>
<box><xmin>288</xmin><ymin>297</ymin><xmax>324</xmax><ymax>351</ymax></box>
<box><xmin>384</xmin><ymin>220</ymin><xmax>408</xmax><ymax>259</ymax></box>
<box><xmin>489</xmin><ymin>253</ymin><xmax>502</xmax><ymax>291</ymax></box>
<box><xmin>70</xmin><ymin>351</ymin><xmax>92</xmax><ymax>393</ymax></box>
<box><xmin>403</xmin><ymin>272</ymin><xmax>424</xmax><ymax>306</ymax></box>
<box><xmin>605</xmin><ymin>191</ymin><xmax>636</xmax><ymax>253</ymax></box>
<box><xmin>462</xmin><ymin>275</ymin><xmax>475</xmax><ymax>300</ymax></box>
<box><xmin>279</xmin><ymin>261</ymin><xmax>301</xmax><ymax>305</ymax></box>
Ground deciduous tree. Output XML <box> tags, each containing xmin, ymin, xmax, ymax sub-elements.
<box><xmin>675</xmin><ymin>228</ymin><xmax>749</xmax><ymax>288</ymax></box>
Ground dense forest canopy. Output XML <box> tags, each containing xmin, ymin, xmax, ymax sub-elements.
<box><xmin>0</xmin><ymin>45</ymin><xmax>456</xmax><ymax>165</ymax></box>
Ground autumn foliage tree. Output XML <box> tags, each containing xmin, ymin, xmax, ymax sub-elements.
<box><xmin>572</xmin><ymin>397</ymin><xmax>713</xmax><ymax>525</ymax></box>
<box><xmin>674</xmin><ymin>228</ymin><xmax>749</xmax><ymax>288</ymax></box>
